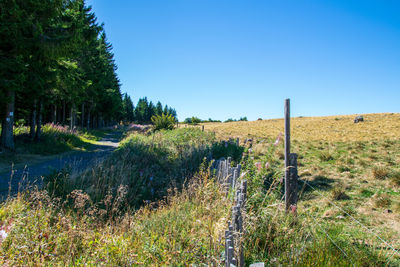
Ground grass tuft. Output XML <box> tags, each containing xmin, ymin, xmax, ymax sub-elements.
<box><xmin>372</xmin><ymin>166</ymin><xmax>390</xmax><ymax>180</ymax></box>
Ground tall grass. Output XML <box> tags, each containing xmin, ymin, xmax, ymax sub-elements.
<box><xmin>11</xmin><ymin>123</ymin><xmax>103</xmax><ymax>155</ymax></box>
<box><xmin>1</xmin><ymin>126</ymin><xmax>398</xmax><ymax>265</ymax></box>
<box><xmin>0</xmin><ymin>169</ymin><xmax>230</xmax><ymax>265</ymax></box>
<box><xmin>46</xmin><ymin>128</ymin><xmax>217</xmax><ymax>209</ymax></box>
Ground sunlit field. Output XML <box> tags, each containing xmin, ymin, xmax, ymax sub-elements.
<box><xmin>204</xmin><ymin>113</ymin><xmax>400</xmax><ymax>142</ymax></box>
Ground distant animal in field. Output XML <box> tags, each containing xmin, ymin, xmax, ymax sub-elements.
<box><xmin>354</xmin><ymin>116</ymin><xmax>364</xmax><ymax>123</ymax></box>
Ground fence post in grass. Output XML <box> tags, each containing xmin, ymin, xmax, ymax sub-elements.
<box><xmin>284</xmin><ymin>98</ymin><xmax>291</xmax><ymax>212</ymax></box>
<box><xmin>288</xmin><ymin>153</ymin><xmax>298</xmax><ymax>209</ymax></box>
<box><xmin>225</xmin><ymin>230</ymin><xmax>229</xmax><ymax>265</ymax></box>
<box><xmin>241</xmin><ymin>180</ymin><xmax>247</xmax><ymax>205</ymax></box>
<box><xmin>202</xmin><ymin>125</ymin><xmax>204</xmax><ymax>131</ymax></box>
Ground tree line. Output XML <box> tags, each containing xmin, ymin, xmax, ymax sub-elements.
<box><xmin>122</xmin><ymin>95</ymin><xmax>177</xmax><ymax>125</ymax></box>
<box><xmin>0</xmin><ymin>0</ymin><xmax>155</xmax><ymax>151</ymax></box>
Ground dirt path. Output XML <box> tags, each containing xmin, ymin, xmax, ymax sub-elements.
<box><xmin>0</xmin><ymin>131</ymin><xmax>122</xmax><ymax>200</ymax></box>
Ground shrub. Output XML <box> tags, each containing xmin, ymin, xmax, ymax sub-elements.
<box><xmin>151</xmin><ymin>113</ymin><xmax>176</xmax><ymax>131</ymax></box>
<box><xmin>183</xmin><ymin>116</ymin><xmax>202</xmax><ymax>125</ymax></box>
<box><xmin>211</xmin><ymin>140</ymin><xmax>244</xmax><ymax>162</ymax></box>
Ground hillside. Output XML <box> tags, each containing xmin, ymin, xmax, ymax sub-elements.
<box><xmin>204</xmin><ymin>113</ymin><xmax>400</xmax><ymax>142</ymax></box>
<box><xmin>0</xmin><ymin>114</ymin><xmax>399</xmax><ymax>265</ymax></box>
<box><xmin>205</xmin><ymin>112</ymin><xmax>400</xmax><ymax>263</ymax></box>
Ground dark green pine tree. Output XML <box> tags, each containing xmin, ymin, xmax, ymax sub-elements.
<box><xmin>122</xmin><ymin>93</ymin><xmax>134</xmax><ymax>122</ymax></box>
<box><xmin>155</xmin><ymin>101</ymin><xmax>163</xmax><ymax>116</ymax></box>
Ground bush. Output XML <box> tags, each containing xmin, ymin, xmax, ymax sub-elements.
<box><xmin>211</xmin><ymin>140</ymin><xmax>244</xmax><ymax>162</ymax></box>
<box><xmin>224</xmin><ymin>118</ymin><xmax>235</xmax><ymax>123</ymax></box>
<box><xmin>183</xmin><ymin>116</ymin><xmax>202</xmax><ymax>125</ymax></box>
<box><xmin>151</xmin><ymin>113</ymin><xmax>176</xmax><ymax>131</ymax></box>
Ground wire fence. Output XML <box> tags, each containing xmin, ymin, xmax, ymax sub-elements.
<box><xmin>298</xmin><ymin>178</ymin><xmax>400</xmax><ymax>264</ymax></box>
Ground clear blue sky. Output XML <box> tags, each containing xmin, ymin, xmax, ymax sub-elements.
<box><xmin>87</xmin><ymin>0</ymin><xmax>400</xmax><ymax>121</ymax></box>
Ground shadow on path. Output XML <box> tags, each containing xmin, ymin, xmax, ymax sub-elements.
<box><xmin>0</xmin><ymin>131</ymin><xmax>122</xmax><ymax>200</ymax></box>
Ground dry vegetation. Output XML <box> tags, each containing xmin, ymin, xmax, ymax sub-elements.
<box><xmin>0</xmin><ymin>114</ymin><xmax>399</xmax><ymax>265</ymax></box>
<box><xmin>205</xmin><ymin>112</ymin><xmax>400</xmax><ymax>264</ymax></box>
<box><xmin>204</xmin><ymin>113</ymin><xmax>400</xmax><ymax>142</ymax></box>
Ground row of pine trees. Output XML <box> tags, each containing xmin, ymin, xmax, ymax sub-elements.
<box><xmin>123</xmin><ymin>95</ymin><xmax>177</xmax><ymax>125</ymax></box>
<box><xmin>0</xmin><ymin>0</ymin><xmax>177</xmax><ymax>151</ymax></box>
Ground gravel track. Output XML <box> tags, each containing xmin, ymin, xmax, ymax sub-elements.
<box><xmin>0</xmin><ymin>132</ymin><xmax>121</xmax><ymax>200</ymax></box>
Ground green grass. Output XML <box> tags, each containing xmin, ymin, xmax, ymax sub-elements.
<box><xmin>0</xmin><ymin>172</ymin><xmax>230</xmax><ymax>265</ymax></box>
<box><xmin>0</xmin><ymin>126</ymin><xmax>399</xmax><ymax>265</ymax></box>
<box><xmin>45</xmin><ymin>128</ymin><xmax>217</xmax><ymax>208</ymax></box>
<box><xmin>10</xmin><ymin>124</ymin><xmax>108</xmax><ymax>155</ymax></box>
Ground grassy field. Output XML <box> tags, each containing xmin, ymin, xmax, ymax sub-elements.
<box><xmin>0</xmin><ymin>115</ymin><xmax>399</xmax><ymax>265</ymax></box>
<box><xmin>203</xmin><ymin>113</ymin><xmax>400</xmax><ymax>142</ymax></box>
<box><xmin>205</xmin><ymin>113</ymin><xmax>400</xmax><ymax>264</ymax></box>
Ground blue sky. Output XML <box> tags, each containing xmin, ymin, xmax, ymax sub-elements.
<box><xmin>87</xmin><ymin>0</ymin><xmax>400</xmax><ymax>121</ymax></box>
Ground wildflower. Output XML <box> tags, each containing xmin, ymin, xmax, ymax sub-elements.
<box><xmin>0</xmin><ymin>229</ymin><xmax>8</xmax><ymax>241</ymax></box>
<box><xmin>274</xmin><ymin>132</ymin><xmax>283</xmax><ymax>146</ymax></box>
<box><xmin>290</xmin><ymin>204</ymin><xmax>297</xmax><ymax>215</ymax></box>
<box><xmin>255</xmin><ymin>162</ymin><xmax>262</xmax><ymax>171</ymax></box>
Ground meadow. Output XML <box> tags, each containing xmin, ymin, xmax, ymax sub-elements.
<box><xmin>206</xmin><ymin>113</ymin><xmax>400</xmax><ymax>264</ymax></box>
<box><xmin>0</xmin><ymin>113</ymin><xmax>399</xmax><ymax>265</ymax></box>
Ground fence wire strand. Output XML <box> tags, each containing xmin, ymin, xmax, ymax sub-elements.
<box><xmin>301</xmin><ymin>179</ymin><xmax>400</xmax><ymax>258</ymax></box>
<box><xmin>307</xmin><ymin>210</ymin><xmax>355</xmax><ymax>267</ymax></box>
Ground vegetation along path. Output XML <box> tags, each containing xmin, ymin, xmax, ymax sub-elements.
<box><xmin>0</xmin><ymin>131</ymin><xmax>123</xmax><ymax>199</ymax></box>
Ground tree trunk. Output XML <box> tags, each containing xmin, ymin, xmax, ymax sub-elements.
<box><xmin>87</xmin><ymin>108</ymin><xmax>91</xmax><ymax>130</ymax></box>
<box><xmin>30</xmin><ymin>99</ymin><xmax>37</xmax><ymax>139</ymax></box>
<box><xmin>81</xmin><ymin>103</ymin><xmax>85</xmax><ymax>128</ymax></box>
<box><xmin>62</xmin><ymin>100</ymin><xmax>66</xmax><ymax>125</ymax></box>
<box><xmin>51</xmin><ymin>104</ymin><xmax>57</xmax><ymax>124</ymax></box>
<box><xmin>56</xmin><ymin>105</ymin><xmax>61</xmax><ymax>124</ymax></box>
<box><xmin>34</xmin><ymin>99</ymin><xmax>43</xmax><ymax>141</ymax></box>
<box><xmin>70</xmin><ymin>103</ymin><xmax>76</xmax><ymax>129</ymax></box>
<box><xmin>0</xmin><ymin>90</ymin><xmax>15</xmax><ymax>151</ymax></box>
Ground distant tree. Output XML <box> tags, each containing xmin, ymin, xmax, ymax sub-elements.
<box><xmin>155</xmin><ymin>101</ymin><xmax>163</xmax><ymax>116</ymax></box>
<box><xmin>239</xmin><ymin>117</ymin><xmax>248</xmax><ymax>121</ymax></box>
<box><xmin>122</xmin><ymin>93</ymin><xmax>134</xmax><ymax>122</ymax></box>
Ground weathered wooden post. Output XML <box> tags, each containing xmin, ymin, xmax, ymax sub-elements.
<box><xmin>202</xmin><ymin>125</ymin><xmax>204</xmax><ymax>131</ymax></box>
<box><xmin>284</xmin><ymin>98</ymin><xmax>291</xmax><ymax>212</ymax></box>
<box><xmin>288</xmin><ymin>153</ymin><xmax>298</xmax><ymax>209</ymax></box>
<box><xmin>225</xmin><ymin>230</ymin><xmax>229</xmax><ymax>265</ymax></box>
<box><xmin>284</xmin><ymin>99</ymin><xmax>299</xmax><ymax>212</ymax></box>
<box><xmin>241</xmin><ymin>180</ymin><xmax>247</xmax><ymax>205</ymax></box>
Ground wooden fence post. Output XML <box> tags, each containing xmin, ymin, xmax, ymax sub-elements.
<box><xmin>284</xmin><ymin>98</ymin><xmax>291</xmax><ymax>212</ymax></box>
<box><xmin>288</xmin><ymin>153</ymin><xmax>298</xmax><ymax>209</ymax></box>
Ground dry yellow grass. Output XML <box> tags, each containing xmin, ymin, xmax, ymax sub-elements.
<box><xmin>203</xmin><ymin>113</ymin><xmax>400</xmax><ymax>142</ymax></box>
